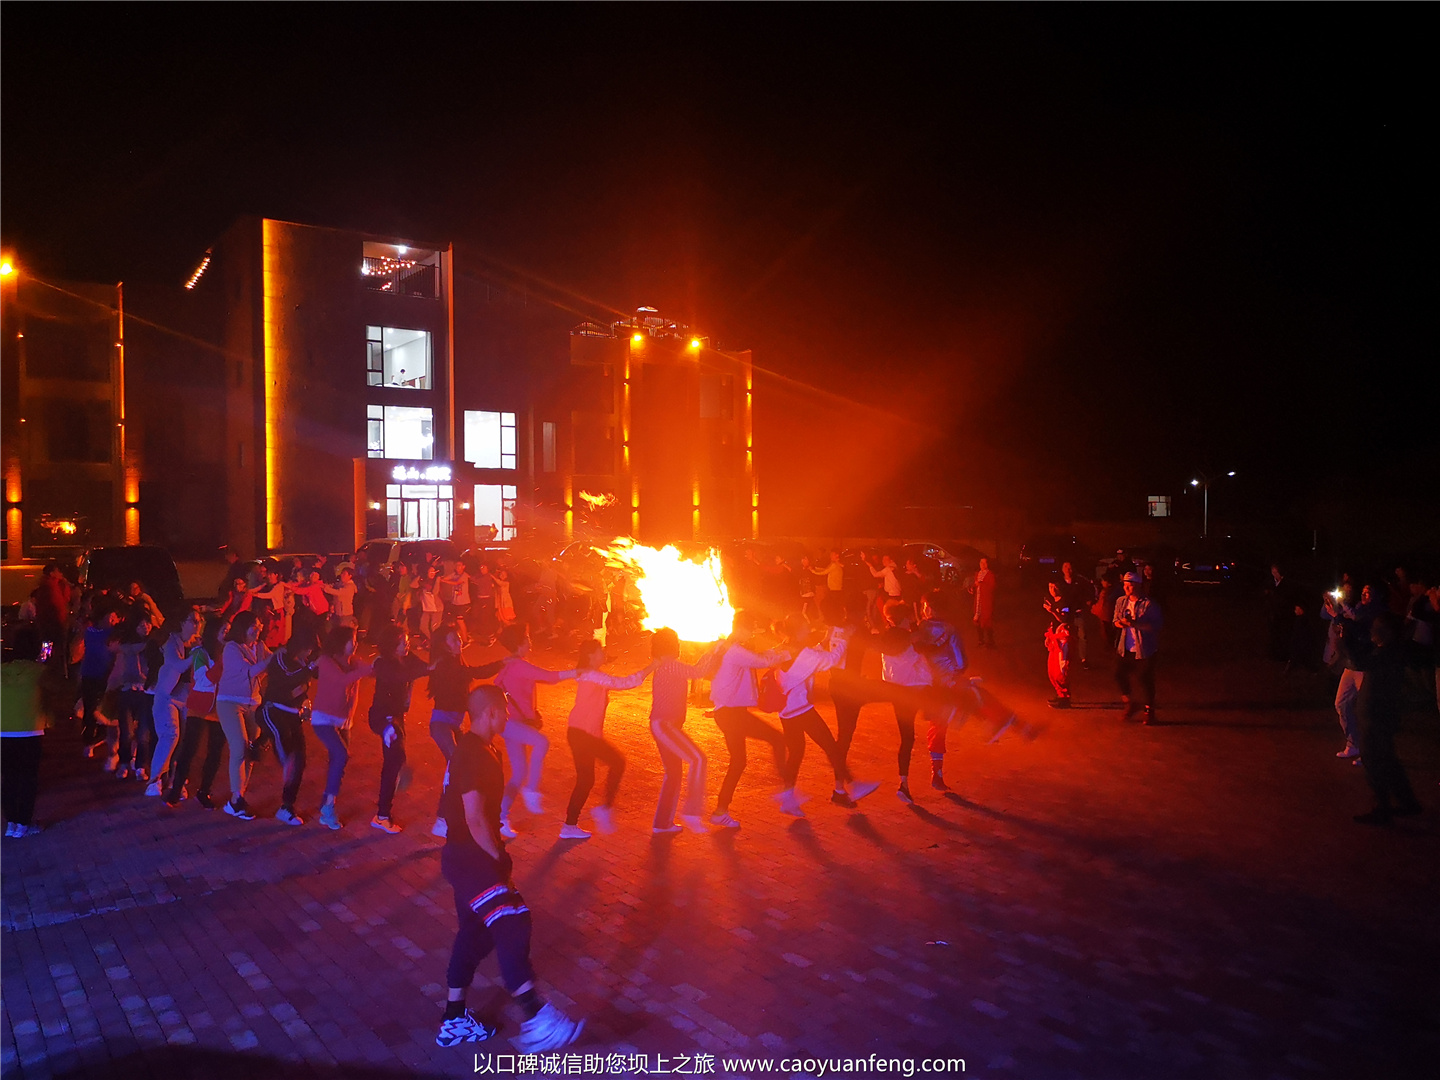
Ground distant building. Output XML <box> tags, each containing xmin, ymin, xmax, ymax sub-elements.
<box><xmin>0</xmin><ymin>270</ymin><xmax>127</xmax><ymax>560</ymax></box>
<box><xmin>3</xmin><ymin>222</ymin><xmax>757</xmax><ymax>565</ymax></box>
<box><xmin>563</xmin><ymin>308</ymin><xmax>755</xmax><ymax>545</ymax></box>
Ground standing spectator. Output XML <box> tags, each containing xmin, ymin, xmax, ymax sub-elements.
<box><xmin>35</xmin><ymin>563</ymin><xmax>74</xmax><ymax>673</ymax></box>
<box><xmin>969</xmin><ymin>557</ymin><xmax>998</xmax><ymax>648</ymax></box>
<box><xmin>1112</xmin><ymin>572</ymin><xmax>1162</xmax><ymax>724</ymax></box>
<box><xmin>1352</xmin><ymin>614</ymin><xmax>1423</xmax><ymax>824</ymax></box>
<box><xmin>1058</xmin><ymin>562</ymin><xmax>1094</xmax><ymax>669</ymax></box>
<box><xmin>1324</xmin><ymin>583</ymin><xmax>1385</xmax><ymax>759</ymax></box>
<box><xmin>1265</xmin><ymin>563</ymin><xmax>1311</xmax><ymax>672</ymax></box>
<box><xmin>1043</xmin><ymin>582</ymin><xmax>1074</xmax><ymax>709</ymax></box>
<box><xmin>3</xmin><ymin>626</ymin><xmax>59</xmax><ymax>836</ymax></box>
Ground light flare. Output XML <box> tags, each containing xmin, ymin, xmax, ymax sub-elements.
<box><xmin>578</xmin><ymin>490</ymin><xmax>617</xmax><ymax>510</ymax></box>
<box><xmin>598</xmin><ymin>538</ymin><xmax>733</xmax><ymax>643</ymax></box>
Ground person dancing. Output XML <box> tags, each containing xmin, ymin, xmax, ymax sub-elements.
<box><xmin>434</xmin><ymin>685</ymin><xmax>584</xmax><ymax>1051</ymax></box>
<box><xmin>560</xmin><ymin>638</ymin><xmax>653</xmax><ymax>839</ymax></box>
<box><xmin>775</xmin><ymin>614</ymin><xmax>879</xmax><ymax>812</ymax></box>
<box><xmin>708</xmin><ymin>612</ymin><xmax>790</xmax><ymax>829</ymax></box>
<box><xmin>647</xmin><ymin>629</ymin><xmax>714</xmax><ymax>834</ymax></box>
<box><xmin>493</xmin><ymin>625</ymin><xmax>576</xmax><ymax>835</ymax></box>
<box><xmin>367</xmin><ymin>627</ymin><xmax>430</xmax><ymax>834</ymax></box>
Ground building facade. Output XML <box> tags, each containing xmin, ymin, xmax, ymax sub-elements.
<box><xmin>3</xmin><ymin>222</ymin><xmax>757</xmax><ymax>564</ymax></box>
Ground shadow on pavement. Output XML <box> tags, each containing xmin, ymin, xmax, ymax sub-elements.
<box><xmin>52</xmin><ymin>1046</ymin><xmax>452</xmax><ymax>1080</ymax></box>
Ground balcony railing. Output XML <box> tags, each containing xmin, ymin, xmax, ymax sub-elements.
<box><xmin>361</xmin><ymin>257</ymin><xmax>440</xmax><ymax>299</ymax></box>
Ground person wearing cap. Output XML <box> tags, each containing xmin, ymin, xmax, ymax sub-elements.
<box><xmin>1112</xmin><ymin>571</ymin><xmax>1163</xmax><ymax>724</ymax></box>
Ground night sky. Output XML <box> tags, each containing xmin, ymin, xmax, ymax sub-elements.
<box><xmin>4</xmin><ymin>7</ymin><xmax>1434</xmax><ymax>534</ymax></box>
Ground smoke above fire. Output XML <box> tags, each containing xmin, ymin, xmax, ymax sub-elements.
<box><xmin>598</xmin><ymin>538</ymin><xmax>734</xmax><ymax>643</ymax></box>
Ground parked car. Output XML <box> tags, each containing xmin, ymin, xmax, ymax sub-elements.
<box><xmin>355</xmin><ymin>538</ymin><xmax>461</xmax><ymax>574</ymax></box>
<box><xmin>1018</xmin><ymin>534</ymin><xmax>1094</xmax><ymax>583</ymax></box>
<box><xmin>77</xmin><ymin>545</ymin><xmax>185</xmax><ymax>613</ymax></box>
<box><xmin>264</xmin><ymin>552</ymin><xmax>352</xmax><ymax>580</ymax></box>
<box><xmin>900</xmin><ymin>541</ymin><xmax>990</xmax><ymax>585</ymax></box>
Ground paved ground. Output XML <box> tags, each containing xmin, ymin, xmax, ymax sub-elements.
<box><xmin>3</xmin><ymin>588</ymin><xmax>1437</xmax><ymax>1080</ymax></box>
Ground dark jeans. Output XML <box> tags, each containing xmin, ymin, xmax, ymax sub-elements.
<box><xmin>1361</xmin><ymin>719</ymin><xmax>1418</xmax><ymax>813</ymax></box>
<box><xmin>116</xmin><ymin>690</ymin><xmax>155</xmax><ymax>769</ymax></box>
<box><xmin>1</xmin><ymin>735</ymin><xmax>44</xmax><ymax>826</ymax></box>
<box><xmin>713</xmin><ymin>706</ymin><xmax>787</xmax><ymax>811</ymax></box>
<box><xmin>1115</xmin><ymin>653</ymin><xmax>1158</xmax><ymax>707</ymax></box>
<box><xmin>565</xmin><ymin>728</ymin><xmax>625</xmax><ymax>824</ymax></box>
<box><xmin>441</xmin><ymin>848</ymin><xmax>534</xmax><ymax>992</ymax></box>
<box><xmin>312</xmin><ymin>725</ymin><xmax>350</xmax><ymax>799</ymax></box>
<box><xmin>79</xmin><ymin>676</ymin><xmax>107</xmax><ymax>742</ymax></box>
<box><xmin>894</xmin><ymin>704</ymin><xmax>917</xmax><ymax>778</ymax></box>
<box><xmin>378</xmin><ymin>720</ymin><xmax>407</xmax><ymax>819</ymax></box>
<box><xmin>257</xmin><ymin>706</ymin><xmax>306</xmax><ymax>809</ymax></box>
<box><xmin>780</xmin><ymin>709</ymin><xmax>849</xmax><ymax>788</ymax></box>
<box><xmin>166</xmin><ymin>716</ymin><xmax>225</xmax><ymax>799</ymax></box>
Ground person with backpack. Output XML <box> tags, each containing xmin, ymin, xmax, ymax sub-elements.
<box><xmin>310</xmin><ymin>625</ymin><xmax>375</xmax><ymax>830</ymax></box>
<box><xmin>162</xmin><ymin>620</ymin><xmax>228</xmax><ymax>808</ymax></box>
<box><xmin>367</xmin><ymin>627</ymin><xmax>431</xmax><ymax>834</ymax></box>
<box><xmin>707</xmin><ymin>611</ymin><xmax>790</xmax><ymax>829</ymax></box>
<box><xmin>559</xmin><ymin>638</ymin><xmax>654</xmax><ymax>840</ymax></box>
<box><xmin>775</xmin><ymin>614</ymin><xmax>879</xmax><ymax>814</ymax></box>
<box><xmin>647</xmin><ymin>629</ymin><xmax>716</xmax><ymax>834</ymax></box>
<box><xmin>493</xmin><ymin>625</ymin><xmax>576</xmax><ymax>836</ymax></box>
<box><xmin>255</xmin><ymin>635</ymin><xmax>319</xmax><ymax>825</ymax></box>
<box><xmin>214</xmin><ymin>611</ymin><xmax>274</xmax><ymax>820</ymax></box>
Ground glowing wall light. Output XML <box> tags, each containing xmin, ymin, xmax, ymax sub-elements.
<box><xmin>262</xmin><ymin>220</ymin><xmax>284</xmax><ymax>551</ymax></box>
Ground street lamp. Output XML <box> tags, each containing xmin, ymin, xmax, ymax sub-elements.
<box><xmin>1188</xmin><ymin>469</ymin><xmax>1235</xmax><ymax>539</ymax></box>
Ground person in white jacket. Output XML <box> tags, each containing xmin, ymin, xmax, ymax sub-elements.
<box><xmin>707</xmin><ymin>612</ymin><xmax>789</xmax><ymax>829</ymax></box>
<box><xmin>214</xmin><ymin>611</ymin><xmax>273</xmax><ymax>820</ymax></box>
<box><xmin>775</xmin><ymin>614</ymin><xmax>879</xmax><ymax>814</ymax></box>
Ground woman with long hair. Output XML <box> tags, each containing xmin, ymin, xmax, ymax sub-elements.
<box><xmin>214</xmin><ymin>611</ymin><xmax>273</xmax><ymax>820</ymax></box>
<box><xmin>310</xmin><ymin>624</ymin><xmax>374</xmax><ymax>830</ymax></box>
<box><xmin>145</xmin><ymin>610</ymin><xmax>204</xmax><ymax>797</ymax></box>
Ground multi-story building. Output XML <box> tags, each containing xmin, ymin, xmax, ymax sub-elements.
<box><xmin>561</xmin><ymin>308</ymin><xmax>756</xmax><ymax>545</ymax></box>
<box><xmin>3</xmin><ymin>223</ymin><xmax>757</xmax><ymax>563</ymax></box>
<box><xmin>0</xmin><ymin>265</ymin><xmax>128</xmax><ymax>560</ymax></box>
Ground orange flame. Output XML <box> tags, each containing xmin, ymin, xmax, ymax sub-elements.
<box><xmin>598</xmin><ymin>538</ymin><xmax>733</xmax><ymax>642</ymax></box>
<box><xmin>578</xmin><ymin>490</ymin><xmax>618</xmax><ymax>510</ymax></box>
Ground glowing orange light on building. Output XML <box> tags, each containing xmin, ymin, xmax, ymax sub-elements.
<box><xmin>689</xmin><ymin>338</ymin><xmax>701</xmax><ymax>349</ymax></box>
<box><xmin>262</xmin><ymin>220</ymin><xmax>284</xmax><ymax>551</ymax></box>
<box><xmin>631</xmin><ymin>332</ymin><xmax>644</xmax><ymax>344</ymax></box>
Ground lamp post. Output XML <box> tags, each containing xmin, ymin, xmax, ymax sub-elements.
<box><xmin>1188</xmin><ymin>469</ymin><xmax>1235</xmax><ymax>539</ymax></box>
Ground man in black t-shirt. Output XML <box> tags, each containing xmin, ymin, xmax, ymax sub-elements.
<box><xmin>435</xmin><ymin>685</ymin><xmax>584</xmax><ymax>1051</ymax></box>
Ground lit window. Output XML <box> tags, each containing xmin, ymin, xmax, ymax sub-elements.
<box><xmin>367</xmin><ymin>404</ymin><xmax>434</xmax><ymax>459</ymax></box>
<box><xmin>464</xmin><ymin>411</ymin><xmax>516</xmax><ymax>470</ymax></box>
<box><xmin>366</xmin><ymin>325</ymin><xmax>432</xmax><ymax>389</ymax></box>
<box><xmin>474</xmin><ymin>484</ymin><xmax>518</xmax><ymax>541</ymax></box>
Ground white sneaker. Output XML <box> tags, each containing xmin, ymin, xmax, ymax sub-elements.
<box><xmin>590</xmin><ymin>805</ymin><xmax>615</xmax><ymax>834</ymax></box>
<box><xmin>652</xmin><ymin>824</ymin><xmax>683</xmax><ymax>835</ymax></box>
<box><xmin>680</xmin><ymin>814</ymin><xmax>707</xmax><ymax>833</ymax></box>
<box><xmin>1336</xmin><ymin>744</ymin><xmax>1361</xmax><ymax>759</ymax></box>
<box><xmin>521</xmin><ymin>789</ymin><xmax>545</xmax><ymax>814</ymax></box>
<box><xmin>775</xmin><ymin>789</ymin><xmax>806</xmax><ymax>818</ymax></box>
<box><xmin>275</xmin><ymin>807</ymin><xmax>304</xmax><ymax>826</ymax></box>
<box><xmin>144</xmin><ymin>782</ymin><xmax>163</xmax><ymax>797</ymax></box>
<box><xmin>499</xmin><ymin>819</ymin><xmax>518</xmax><ymax>839</ymax></box>
<box><xmin>847</xmin><ymin>780</ymin><xmax>880</xmax><ymax>802</ymax></box>
<box><xmin>431</xmin><ymin>818</ymin><xmax>448</xmax><ymax>838</ymax></box>
<box><xmin>511</xmin><ymin>1003</ymin><xmax>584</xmax><ymax>1053</ymax></box>
<box><xmin>709</xmin><ymin>811</ymin><xmax>740</xmax><ymax>829</ymax></box>
<box><xmin>435</xmin><ymin>1008</ymin><xmax>496</xmax><ymax>1047</ymax></box>
<box><xmin>559</xmin><ymin>823</ymin><xmax>592</xmax><ymax>840</ymax></box>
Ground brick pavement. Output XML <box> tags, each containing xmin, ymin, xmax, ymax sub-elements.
<box><xmin>3</xmin><ymin>591</ymin><xmax>1437</xmax><ymax>1079</ymax></box>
